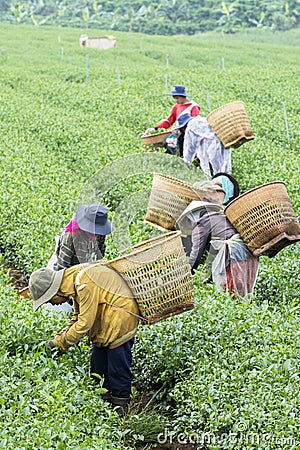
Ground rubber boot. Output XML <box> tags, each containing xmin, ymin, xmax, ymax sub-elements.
<box><xmin>111</xmin><ymin>396</ymin><xmax>130</xmax><ymax>417</ymax></box>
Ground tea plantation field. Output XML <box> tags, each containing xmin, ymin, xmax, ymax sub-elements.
<box><xmin>0</xmin><ymin>24</ymin><xmax>299</xmax><ymax>449</ymax></box>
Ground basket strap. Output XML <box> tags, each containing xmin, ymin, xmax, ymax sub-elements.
<box><xmin>104</xmin><ymin>302</ymin><xmax>149</xmax><ymax>324</ymax></box>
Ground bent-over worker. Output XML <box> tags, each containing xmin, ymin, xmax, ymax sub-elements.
<box><xmin>29</xmin><ymin>263</ymin><xmax>140</xmax><ymax>415</ymax></box>
<box><xmin>52</xmin><ymin>203</ymin><xmax>112</xmax><ymax>271</ymax></box>
<box><xmin>177</xmin><ymin>201</ymin><xmax>259</xmax><ymax>298</ymax></box>
<box><xmin>180</xmin><ymin>113</ymin><xmax>232</xmax><ymax>176</ymax></box>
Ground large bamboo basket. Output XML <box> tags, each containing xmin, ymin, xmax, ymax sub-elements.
<box><xmin>142</xmin><ymin>130</ymin><xmax>170</xmax><ymax>146</ymax></box>
<box><xmin>145</xmin><ymin>173</ymin><xmax>220</xmax><ymax>231</ymax></box>
<box><xmin>225</xmin><ymin>182</ymin><xmax>300</xmax><ymax>257</ymax></box>
<box><xmin>107</xmin><ymin>231</ymin><xmax>194</xmax><ymax>324</ymax></box>
<box><xmin>207</xmin><ymin>101</ymin><xmax>254</xmax><ymax>149</ymax></box>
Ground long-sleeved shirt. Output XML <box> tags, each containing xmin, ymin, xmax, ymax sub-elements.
<box><xmin>53</xmin><ymin>231</ymin><xmax>106</xmax><ymax>271</ymax></box>
<box><xmin>183</xmin><ymin>117</ymin><xmax>231</xmax><ymax>176</ymax></box>
<box><xmin>156</xmin><ymin>101</ymin><xmax>200</xmax><ymax>129</ymax></box>
<box><xmin>55</xmin><ymin>264</ymin><xmax>140</xmax><ymax>350</ymax></box>
<box><xmin>190</xmin><ymin>212</ymin><xmax>236</xmax><ymax>272</ymax></box>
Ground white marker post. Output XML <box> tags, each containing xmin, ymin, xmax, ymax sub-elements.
<box><xmin>86</xmin><ymin>54</ymin><xmax>89</xmax><ymax>81</ymax></box>
<box><xmin>116</xmin><ymin>68</ymin><xmax>121</xmax><ymax>86</ymax></box>
<box><xmin>166</xmin><ymin>54</ymin><xmax>169</xmax><ymax>69</ymax></box>
<box><xmin>206</xmin><ymin>88</ymin><xmax>211</xmax><ymax>112</ymax></box>
<box><xmin>222</xmin><ymin>57</ymin><xmax>225</xmax><ymax>70</ymax></box>
<box><xmin>282</xmin><ymin>101</ymin><xmax>290</xmax><ymax>141</ymax></box>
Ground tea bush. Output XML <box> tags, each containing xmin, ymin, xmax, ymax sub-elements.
<box><xmin>0</xmin><ymin>265</ymin><xmax>133</xmax><ymax>449</ymax></box>
<box><xmin>133</xmin><ymin>280</ymin><xmax>300</xmax><ymax>446</ymax></box>
<box><xmin>0</xmin><ymin>24</ymin><xmax>299</xmax><ymax>448</ymax></box>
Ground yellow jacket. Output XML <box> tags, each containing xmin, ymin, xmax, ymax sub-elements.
<box><xmin>54</xmin><ymin>263</ymin><xmax>140</xmax><ymax>351</ymax></box>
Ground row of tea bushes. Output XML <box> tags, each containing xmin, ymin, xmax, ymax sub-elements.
<box><xmin>133</xmin><ymin>281</ymin><xmax>300</xmax><ymax>445</ymax></box>
<box><xmin>0</xmin><ymin>264</ymin><xmax>131</xmax><ymax>449</ymax></box>
<box><xmin>0</xmin><ymin>24</ymin><xmax>299</xmax><ymax>448</ymax></box>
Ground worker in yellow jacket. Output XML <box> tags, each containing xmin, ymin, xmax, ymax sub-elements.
<box><xmin>29</xmin><ymin>263</ymin><xmax>140</xmax><ymax>415</ymax></box>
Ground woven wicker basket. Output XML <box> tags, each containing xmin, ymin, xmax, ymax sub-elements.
<box><xmin>142</xmin><ymin>130</ymin><xmax>171</xmax><ymax>146</ymax></box>
<box><xmin>225</xmin><ymin>182</ymin><xmax>300</xmax><ymax>257</ymax></box>
<box><xmin>107</xmin><ymin>231</ymin><xmax>194</xmax><ymax>324</ymax></box>
<box><xmin>207</xmin><ymin>101</ymin><xmax>254</xmax><ymax>149</ymax></box>
<box><xmin>145</xmin><ymin>173</ymin><xmax>219</xmax><ymax>231</ymax></box>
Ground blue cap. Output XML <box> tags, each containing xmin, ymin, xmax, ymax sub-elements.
<box><xmin>168</xmin><ymin>85</ymin><xmax>190</xmax><ymax>97</ymax></box>
<box><xmin>76</xmin><ymin>203</ymin><xmax>112</xmax><ymax>235</ymax></box>
<box><xmin>177</xmin><ymin>113</ymin><xmax>193</xmax><ymax>129</ymax></box>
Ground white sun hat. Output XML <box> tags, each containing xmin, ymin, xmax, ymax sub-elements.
<box><xmin>177</xmin><ymin>201</ymin><xmax>223</xmax><ymax>236</ymax></box>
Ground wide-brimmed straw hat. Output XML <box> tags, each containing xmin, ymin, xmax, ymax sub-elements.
<box><xmin>76</xmin><ymin>203</ymin><xmax>112</xmax><ymax>235</ymax></box>
<box><xmin>29</xmin><ymin>267</ymin><xmax>65</xmax><ymax>311</ymax></box>
<box><xmin>193</xmin><ymin>181</ymin><xmax>226</xmax><ymax>204</ymax></box>
<box><xmin>177</xmin><ymin>200</ymin><xmax>223</xmax><ymax>235</ymax></box>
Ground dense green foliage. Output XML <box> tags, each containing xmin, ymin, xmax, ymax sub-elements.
<box><xmin>0</xmin><ymin>23</ymin><xmax>299</xmax><ymax>448</ymax></box>
<box><xmin>135</xmin><ymin>280</ymin><xmax>300</xmax><ymax>447</ymax></box>
<box><xmin>1</xmin><ymin>0</ymin><xmax>300</xmax><ymax>35</ymax></box>
<box><xmin>0</xmin><ymin>266</ymin><xmax>129</xmax><ymax>449</ymax></box>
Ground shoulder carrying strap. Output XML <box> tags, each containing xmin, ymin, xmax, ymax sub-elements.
<box><xmin>178</xmin><ymin>101</ymin><xmax>198</xmax><ymax>118</ymax></box>
<box><xmin>104</xmin><ymin>301</ymin><xmax>149</xmax><ymax>323</ymax></box>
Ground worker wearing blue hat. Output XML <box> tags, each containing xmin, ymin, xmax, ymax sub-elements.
<box><xmin>143</xmin><ymin>84</ymin><xmax>200</xmax><ymax>157</ymax></box>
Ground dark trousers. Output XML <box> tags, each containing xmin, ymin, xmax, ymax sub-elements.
<box><xmin>181</xmin><ymin>235</ymin><xmax>192</xmax><ymax>257</ymax></box>
<box><xmin>90</xmin><ymin>338</ymin><xmax>134</xmax><ymax>398</ymax></box>
<box><xmin>178</xmin><ymin>133</ymin><xmax>184</xmax><ymax>157</ymax></box>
